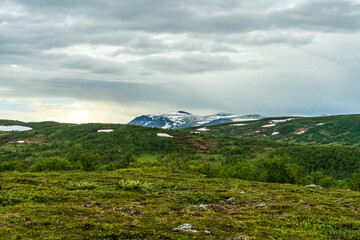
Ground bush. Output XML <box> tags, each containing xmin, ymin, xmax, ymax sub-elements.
<box><xmin>30</xmin><ymin>157</ymin><xmax>75</xmax><ymax>172</ymax></box>
<box><xmin>193</xmin><ymin>162</ymin><xmax>221</xmax><ymax>178</ymax></box>
<box><xmin>221</xmin><ymin>161</ymin><xmax>259</xmax><ymax>181</ymax></box>
<box><xmin>304</xmin><ymin>171</ymin><xmax>336</xmax><ymax>188</ymax></box>
<box><xmin>66</xmin><ymin>182</ymin><xmax>97</xmax><ymax>190</ymax></box>
<box><xmin>66</xmin><ymin>145</ymin><xmax>100</xmax><ymax>171</ymax></box>
<box><xmin>117</xmin><ymin>179</ymin><xmax>154</xmax><ymax>191</ymax></box>
<box><xmin>259</xmin><ymin>156</ymin><xmax>301</xmax><ymax>184</ymax></box>
<box><xmin>349</xmin><ymin>170</ymin><xmax>360</xmax><ymax>191</ymax></box>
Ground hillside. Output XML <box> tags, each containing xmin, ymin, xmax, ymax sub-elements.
<box><xmin>1</xmin><ymin>170</ymin><xmax>360</xmax><ymax>239</ymax></box>
<box><xmin>1</xmin><ymin>118</ymin><xmax>360</xmax><ymax>182</ymax></box>
<box><xmin>181</xmin><ymin>114</ymin><xmax>360</xmax><ymax>147</ymax></box>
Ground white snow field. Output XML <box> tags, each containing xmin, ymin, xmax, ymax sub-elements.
<box><xmin>97</xmin><ymin>129</ymin><xmax>114</xmax><ymax>133</ymax></box>
<box><xmin>157</xmin><ymin>133</ymin><xmax>174</xmax><ymax>138</ymax></box>
<box><xmin>0</xmin><ymin>125</ymin><xmax>33</xmax><ymax>131</ymax></box>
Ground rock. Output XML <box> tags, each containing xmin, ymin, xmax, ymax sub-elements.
<box><xmin>305</xmin><ymin>184</ymin><xmax>323</xmax><ymax>189</ymax></box>
<box><xmin>173</xmin><ymin>224</ymin><xmax>211</xmax><ymax>234</ymax></box>
<box><xmin>255</xmin><ymin>203</ymin><xmax>265</xmax><ymax>207</ymax></box>
<box><xmin>173</xmin><ymin>224</ymin><xmax>198</xmax><ymax>233</ymax></box>
<box><xmin>198</xmin><ymin>204</ymin><xmax>207</xmax><ymax>209</ymax></box>
<box><xmin>227</xmin><ymin>197</ymin><xmax>236</xmax><ymax>203</ymax></box>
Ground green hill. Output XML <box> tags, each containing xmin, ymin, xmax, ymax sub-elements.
<box><xmin>1</xmin><ymin>119</ymin><xmax>360</xmax><ymax>182</ymax></box>
<box><xmin>181</xmin><ymin>114</ymin><xmax>360</xmax><ymax>147</ymax></box>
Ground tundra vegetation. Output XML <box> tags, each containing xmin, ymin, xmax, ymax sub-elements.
<box><xmin>0</xmin><ymin>118</ymin><xmax>360</xmax><ymax>239</ymax></box>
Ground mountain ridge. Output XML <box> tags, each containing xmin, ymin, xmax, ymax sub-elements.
<box><xmin>128</xmin><ymin>111</ymin><xmax>265</xmax><ymax>129</ymax></box>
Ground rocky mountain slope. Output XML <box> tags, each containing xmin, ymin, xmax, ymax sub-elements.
<box><xmin>128</xmin><ymin>111</ymin><xmax>264</xmax><ymax>129</ymax></box>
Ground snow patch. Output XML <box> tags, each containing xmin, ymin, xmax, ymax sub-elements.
<box><xmin>272</xmin><ymin>132</ymin><xmax>280</xmax><ymax>135</ymax></box>
<box><xmin>297</xmin><ymin>130</ymin><xmax>306</xmax><ymax>135</ymax></box>
<box><xmin>97</xmin><ymin>129</ymin><xmax>114</xmax><ymax>133</ymax></box>
<box><xmin>262</xmin><ymin>124</ymin><xmax>276</xmax><ymax>128</ymax></box>
<box><xmin>197</xmin><ymin>127</ymin><xmax>210</xmax><ymax>132</ymax></box>
<box><xmin>316</xmin><ymin>123</ymin><xmax>325</xmax><ymax>126</ymax></box>
<box><xmin>16</xmin><ymin>140</ymin><xmax>25</xmax><ymax>143</ymax></box>
<box><xmin>0</xmin><ymin>125</ymin><xmax>33</xmax><ymax>132</ymax></box>
<box><xmin>231</xmin><ymin>123</ymin><xmax>247</xmax><ymax>126</ymax></box>
<box><xmin>157</xmin><ymin>133</ymin><xmax>173</xmax><ymax>138</ymax></box>
<box><xmin>162</xmin><ymin>122</ymin><xmax>171</xmax><ymax>129</ymax></box>
<box><xmin>270</xmin><ymin>118</ymin><xmax>294</xmax><ymax>123</ymax></box>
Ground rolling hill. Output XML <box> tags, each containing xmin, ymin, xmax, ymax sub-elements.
<box><xmin>181</xmin><ymin>114</ymin><xmax>360</xmax><ymax>147</ymax></box>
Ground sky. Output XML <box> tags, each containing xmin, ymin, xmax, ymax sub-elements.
<box><xmin>1</xmin><ymin>0</ymin><xmax>360</xmax><ymax>123</ymax></box>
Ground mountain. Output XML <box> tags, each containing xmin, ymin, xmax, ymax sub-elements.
<box><xmin>128</xmin><ymin>111</ymin><xmax>264</xmax><ymax>129</ymax></box>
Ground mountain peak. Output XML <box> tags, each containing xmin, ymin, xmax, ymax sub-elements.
<box><xmin>176</xmin><ymin>111</ymin><xmax>192</xmax><ymax>115</ymax></box>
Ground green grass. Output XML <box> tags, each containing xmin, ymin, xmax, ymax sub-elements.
<box><xmin>1</xmin><ymin>169</ymin><xmax>359</xmax><ymax>239</ymax></box>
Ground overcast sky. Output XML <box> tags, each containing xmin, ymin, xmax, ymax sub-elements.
<box><xmin>1</xmin><ymin>0</ymin><xmax>360</xmax><ymax>123</ymax></box>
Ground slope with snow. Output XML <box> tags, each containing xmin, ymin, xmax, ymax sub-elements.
<box><xmin>128</xmin><ymin>111</ymin><xmax>264</xmax><ymax>129</ymax></box>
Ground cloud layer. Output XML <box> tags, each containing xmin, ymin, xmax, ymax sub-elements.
<box><xmin>1</xmin><ymin>0</ymin><xmax>360</xmax><ymax>122</ymax></box>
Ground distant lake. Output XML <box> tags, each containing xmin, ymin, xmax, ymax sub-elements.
<box><xmin>0</xmin><ymin>125</ymin><xmax>33</xmax><ymax>132</ymax></box>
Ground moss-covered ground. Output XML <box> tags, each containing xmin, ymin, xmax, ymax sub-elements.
<box><xmin>1</xmin><ymin>169</ymin><xmax>359</xmax><ymax>239</ymax></box>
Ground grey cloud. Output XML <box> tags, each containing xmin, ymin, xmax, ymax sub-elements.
<box><xmin>141</xmin><ymin>54</ymin><xmax>240</xmax><ymax>74</ymax></box>
<box><xmin>1</xmin><ymin>0</ymin><xmax>360</xmax><ymax>120</ymax></box>
<box><xmin>7</xmin><ymin>0</ymin><xmax>360</xmax><ymax>36</ymax></box>
<box><xmin>59</xmin><ymin>56</ymin><xmax>126</xmax><ymax>74</ymax></box>
<box><xmin>0</xmin><ymin>78</ymin><xmax>222</xmax><ymax>109</ymax></box>
<box><xmin>2</xmin><ymin>0</ymin><xmax>357</xmax><ymax>63</ymax></box>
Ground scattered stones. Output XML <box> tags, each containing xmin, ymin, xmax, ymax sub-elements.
<box><xmin>227</xmin><ymin>197</ymin><xmax>236</xmax><ymax>203</ymax></box>
<box><xmin>173</xmin><ymin>224</ymin><xmax>198</xmax><ymax>233</ymax></box>
<box><xmin>173</xmin><ymin>224</ymin><xmax>211</xmax><ymax>234</ymax></box>
<box><xmin>83</xmin><ymin>202</ymin><xmax>102</xmax><ymax>208</ymax></box>
<box><xmin>255</xmin><ymin>203</ymin><xmax>265</xmax><ymax>207</ymax></box>
<box><xmin>185</xmin><ymin>203</ymin><xmax>225</xmax><ymax>212</ymax></box>
<box><xmin>114</xmin><ymin>207</ymin><xmax>143</xmax><ymax>216</ymax></box>
<box><xmin>305</xmin><ymin>184</ymin><xmax>323</xmax><ymax>189</ymax></box>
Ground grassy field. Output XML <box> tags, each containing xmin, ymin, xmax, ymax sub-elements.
<box><xmin>1</xmin><ymin>169</ymin><xmax>360</xmax><ymax>239</ymax></box>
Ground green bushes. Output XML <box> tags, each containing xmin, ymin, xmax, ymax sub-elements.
<box><xmin>303</xmin><ymin>171</ymin><xmax>337</xmax><ymax>188</ymax></box>
<box><xmin>66</xmin><ymin>145</ymin><xmax>100</xmax><ymax>171</ymax></box>
<box><xmin>348</xmin><ymin>170</ymin><xmax>360</xmax><ymax>191</ymax></box>
<box><xmin>259</xmin><ymin>156</ymin><xmax>301</xmax><ymax>184</ymax></box>
<box><xmin>66</xmin><ymin>181</ymin><xmax>97</xmax><ymax>190</ymax></box>
<box><xmin>116</xmin><ymin>179</ymin><xmax>154</xmax><ymax>192</ymax></box>
<box><xmin>30</xmin><ymin>157</ymin><xmax>75</xmax><ymax>172</ymax></box>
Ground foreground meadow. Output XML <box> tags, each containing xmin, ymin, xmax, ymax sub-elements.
<box><xmin>1</xmin><ymin>169</ymin><xmax>359</xmax><ymax>239</ymax></box>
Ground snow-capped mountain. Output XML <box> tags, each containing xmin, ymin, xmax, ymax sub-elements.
<box><xmin>128</xmin><ymin>111</ymin><xmax>264</xmax><ymax>129</ymax></box>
